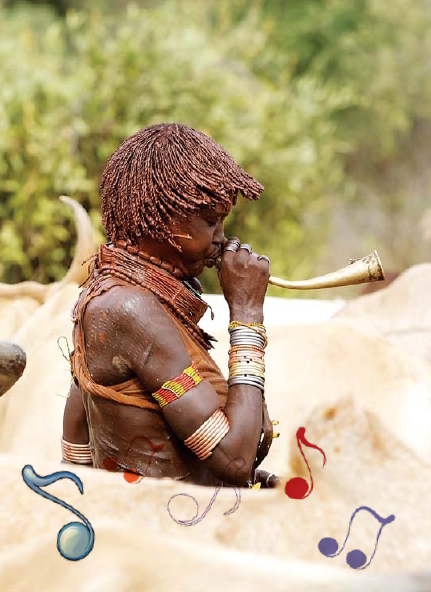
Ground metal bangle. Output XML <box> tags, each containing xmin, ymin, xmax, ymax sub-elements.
<box><xmin>228</xmin><ymin>376</ymin><xmax>265</xmax><ymax>389</ymax></box>
<box><xmin>230</xmin><ymin>330</ymin><xmax>266</xmax><ymax>339</ymax></box>
<box><xmin>229</xmin><ymin>364</ymin><xmax>265</xmax><ymax>374</ymax></box>
<box><xmin>229</xmin><ymin>371</ymin><xmax>265</xmax><ymax>380</ymax></box>
<box><xmin>230</xmin><ymin>333</ymin><xmax>265</xmax><ymax>341</ymax></box>
<box><xmin>230</xmin><ymin>339</ymin><xmax>265</xmax><ymax>348</ymax></box>
<box><xmin>229</xmin><ymin>327</ymin><xmax>266</xmax><ymax>336</ymax></box>
<box><xmin>229</xmin><ymin>328</ymin><xmax>266</xmax><ymax>339</ymax></box>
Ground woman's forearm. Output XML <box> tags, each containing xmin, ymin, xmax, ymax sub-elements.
<box><xmin>204</xmin><ymin>383</ymin><xmax>263</xmax><ymax>485</ymax></box>
<box><xmin>199</xmin><ymin>306</ymin><xmax>266</xmax><ymax>485</ymax></box>
<box><xmin>63</xmin><ymin>382</ymin><xmax>90</xmax><ymax>444</ymax></box>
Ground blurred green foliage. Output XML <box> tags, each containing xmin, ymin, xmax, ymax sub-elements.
<box><xmin>1</xmin><ymin>0</ymin><xmax>431</xmax><ymax>295</ymax></box>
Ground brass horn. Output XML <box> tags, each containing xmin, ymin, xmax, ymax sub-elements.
<box><xmin>268</xmin><ymin>250</ymin><xmax>385</xmax><ymax>290</ymax></box>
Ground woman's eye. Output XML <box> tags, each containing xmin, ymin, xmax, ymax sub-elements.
<box><xmin>206</xmin><ymin>219</ymin><xmax>218</xmax><ymax>228</ymax></box>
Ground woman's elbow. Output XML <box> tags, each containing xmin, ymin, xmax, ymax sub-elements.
<box><xmin>208</xmin><ymin>453</ymin><xmax>254</xmax><ymax>487</ymax></box>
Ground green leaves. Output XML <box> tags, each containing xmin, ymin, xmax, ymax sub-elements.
<box><xmin>1</xmin><ymin>0</ymin><xmax>430</xmax><ymax>295</ymax></box>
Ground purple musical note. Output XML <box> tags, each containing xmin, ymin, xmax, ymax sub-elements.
<box><xmin>167</xmin><ymin>457</ymin><xmax>244</xmax><ymax>526</ymax></box>
<box><xmin>318</xmin><ymin>506</ymin><xmax>395</xmax><ymax>569</ymax></box>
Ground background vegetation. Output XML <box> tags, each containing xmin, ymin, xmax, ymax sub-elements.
<box><xmin>1</xmin><ymin>0</ymin><xmax>431</xmax><ymax>296</ymax></box>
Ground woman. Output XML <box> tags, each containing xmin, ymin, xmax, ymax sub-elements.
<box><xmin>62</xmin><ymin>123</ymin><xmax>279</xmax><ymax>488</ymax></box>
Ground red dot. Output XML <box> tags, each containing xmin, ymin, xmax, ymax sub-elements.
<box><xmin>103</xmin><ymin>457</ymin><xmax>119</xmax><ymax>472</ymax></box>
<box><xmin>124</xmin><ymin>469</ymin><xmax>141</xmax><ymax>484</ymax></box>
<box><xmin>284</xmin><ymin>477</ymin><xmax>309</xmax><ymax>499</ymax></box>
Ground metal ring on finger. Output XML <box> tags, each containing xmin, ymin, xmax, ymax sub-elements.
<box><xmin>257</xmin><ymin>255</ymin><xmax>270</xmax><ymax>264</ymax></box>
<box><xmin>265</xmin><ymin>472</ymin><xmax>275</xmax><ymax>488</ymax></box>
<box><xmin>238</xmin><ymin>243</ymin><xmax>252</xmax><ymax>254</ymax></box>
<box><xmin>223</xmin><ymin>244</ymin><xmax>240</xmax><ymax>253</ymax></box>
<box><xmin>224</xmin><ymin>237</ymin><xmax>241</xmax><ymax>250</ymax></box>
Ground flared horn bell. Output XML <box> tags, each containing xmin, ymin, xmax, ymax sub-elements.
<box><xmin>269</xmin><ymin>250</ymin><xmax>385</xmax><ymax>290</ymax></box>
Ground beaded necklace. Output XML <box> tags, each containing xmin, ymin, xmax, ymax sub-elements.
<box><xmin>80</xmin><ymin>242</ymin><xmax>215</xmax><ymax>350</ymax></box>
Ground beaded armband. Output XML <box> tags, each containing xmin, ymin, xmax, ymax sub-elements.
<box><xmin>152</xmin><ymin>362</ymin><xmax>203</xmax><ymax>408</ymax></box>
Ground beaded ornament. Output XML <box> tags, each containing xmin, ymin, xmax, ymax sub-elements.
<box><xmin>152</xmin><ymin>362</ymin><xmax>203</xmax><ymax>408</ymax></box>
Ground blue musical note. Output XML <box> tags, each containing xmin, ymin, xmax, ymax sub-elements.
<box><xmin>167</xmin><ymin>457</ymin><xmax>244</xmax><ymax>526</ymax></box>
<box><xmin>318</xmin><ymin>506</ymin><xmax>395</xmax><ymax>569</ymax></box>
<box><xmin>22</xmin><ymin>465</ymin><xmax>94</xmax><ymax>561</ymax></box>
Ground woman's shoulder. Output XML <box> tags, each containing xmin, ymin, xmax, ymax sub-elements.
<box><xmin>84</xmin><ymin>283</ymin><xmax>177</xmax><ymax>339</ymax></box>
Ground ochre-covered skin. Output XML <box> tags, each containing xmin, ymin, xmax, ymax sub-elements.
<box><xmin>63</xmin><ymin>124</ymin><xmax>278</xmax><ymax>487</ymax></box>
<box><xmin>69</xmin><ymin>283</ymin><xmax>226</xmax><ymax>487</ymax></box>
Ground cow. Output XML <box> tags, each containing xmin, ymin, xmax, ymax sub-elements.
<box><xmin>0</xmin><ymin>205</ymin><xmax>430</xmax><ymax>585</ymax></box>
<box><xmin>334</xmin><ymin>263</ymin><xmax>431</xmax><ymax>361</ymax></box>
<box><xmin>0</xmin><ymin>196</ymin><xmax>96</xmax><ymax>341</ymax></box>
<box><xmin>0</xmin><ymin>397</ymin><xmax>430</xmax><ymax>589</ymax></box>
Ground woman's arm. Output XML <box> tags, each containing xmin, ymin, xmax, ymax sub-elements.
<box><xmin>63</xmin><ymin>381</ymin><xmax>90</xmax><ymax>444</ymax></box>
<box><xmin>115</xmin><ymin>287</ymin><xmax>262</xmax><ymax>487</ymax></box>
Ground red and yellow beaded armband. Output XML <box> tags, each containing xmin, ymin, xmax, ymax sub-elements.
<box><xmin>152</xmin><ymin>362</ymin><xmax>203</xmax><ymax>408</ymax></box>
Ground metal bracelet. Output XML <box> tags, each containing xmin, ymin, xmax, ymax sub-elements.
<box><xmin>230</xmin><ymin>340</ymin><xmax>266</xmax><ymax>349</ymax></box>
<box><xmin>229</xmin><ymin>327</ymin><xmax>266</xmax><ymax>337</ymax></box>
<box><xmin>230</xmin><ymin>334</ymin><xmax>265</xmax><ymax>344</ymax></box>
<box><xmin>230</xmin><ymin>333</ymin><xmax>265</xmax><ymax>343</ymax></box>
<box><xmin>228</xmin><ymin>376</ymin><xmax>265</xmax><ymax>390</ymax></box>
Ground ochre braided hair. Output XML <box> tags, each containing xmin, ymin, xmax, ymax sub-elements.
<box><xmin>100</xmin><ymin>123</ymin><xmax>264</xmax><ymax>250</ymax></box>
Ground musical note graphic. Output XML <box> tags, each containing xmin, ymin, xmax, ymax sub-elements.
<box><xmin>167</xmin><ymin>457</ymin><xmax>244</xmax><ymax>526</ymax></box>
<box><xmin>284</xmin><ymin>427</ymin><xmax>326</xmax><ymax>499</ymax></box>
<box><xmin>22</xmin><ymin>465</ymin><xmax>94</xmax><ymax>561</ymax></box>
<box><xmin>318</xmin><ymin>506</ymin><xmax>396</xmax><ymax>569</ymax></box>
<box><xmin>103</xmin><ymin>435</ymin><xmax>164</xmax><ymax>483</ymax></box>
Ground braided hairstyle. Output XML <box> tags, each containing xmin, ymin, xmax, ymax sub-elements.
<box><xmin>101</xmin><ymin>123</ymin><xmax>264</xmax><ymax>251</ymax></box>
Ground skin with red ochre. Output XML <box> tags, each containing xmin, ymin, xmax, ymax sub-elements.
<box><xmin>63</xmin><ymin>197</ymin><xmax>277</xmax><ymax>487</ymax></box>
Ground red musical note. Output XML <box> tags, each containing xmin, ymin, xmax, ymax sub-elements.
<box><xmin>103</xmin><ymin>436</ymin><xmax>164</xmax><ymax>484</ymax></box>
<box><xmin>284</xmin><ymin>427</ymin><xmax>326</xmax><ymax>499</ymax></box>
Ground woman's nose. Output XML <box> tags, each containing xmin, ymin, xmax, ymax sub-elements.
<box><xmin>213</xmin><ymin>221</ymin><xmax>226</xmax><ymax>246</ymax></box>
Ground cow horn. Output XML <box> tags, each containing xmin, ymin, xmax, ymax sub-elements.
<box><xmin>0</xmin><ymin>197</ymin><xmax>97</xmax><ymax>302</ymax></box>
<box><xmin>0</xmin><ymin>341</ymin><xmax>26</xmax><ymax>396</ymax></box>
<box><xmin>0</xmin><ymin>281</ymin><xmax>49</xmax><ymax>302</ymax></box>
<box><xmin>57</xmin><ymin>196</ymin><xmax>97</xmax><ymax>287</ymax></box>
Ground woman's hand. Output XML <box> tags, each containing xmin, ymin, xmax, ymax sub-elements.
<box><xmin>254</xmin><ymin>468</ymin><xmax>280</xmax><ymax>488</ymax></box>
<box><xmin>217</xmin><ymin>237</ymin><xmax>270</xmax><ymax>322</ymax></box>
<box><xmin>255</xmin><ymin>398</ymin><xmax>274</xmax><ymax>467</ymax></box>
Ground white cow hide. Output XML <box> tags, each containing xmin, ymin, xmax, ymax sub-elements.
<box><xmin>334</xmin><ymin>263</ymin><xmax>431</xmax><ymax>361</ymax></box>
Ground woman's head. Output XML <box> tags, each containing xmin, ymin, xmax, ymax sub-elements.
<box><xmin>100</xmin><ymin>123</ymin><xmax>263</xmax><ymax>252</ymax></box>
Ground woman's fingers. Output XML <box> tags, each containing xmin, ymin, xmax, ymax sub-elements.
<box><xmin>254</xmin><ymin>468</ymin><xmax>281</xmax><ymax>488</ymax></box>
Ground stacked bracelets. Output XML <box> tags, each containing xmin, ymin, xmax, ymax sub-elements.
<box><xmin>61</xmin><ymin>437</ymin><xmax>93</xmax><ymax>464</ymax></box>
<box><xmin>184</xmin><ymin>408</ymin><xmax>230</xmax><ymax>461</ymax></box>
<box><xmin>228</xmin><ymin>321</ymin><xmax>267</xmax><ymax>393</ymax></box>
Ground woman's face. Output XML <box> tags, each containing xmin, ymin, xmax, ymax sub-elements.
<box><xmin>170</xmin><ymin>199</ymin><xmax>234</xmax><ymax>277</ymax></box>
